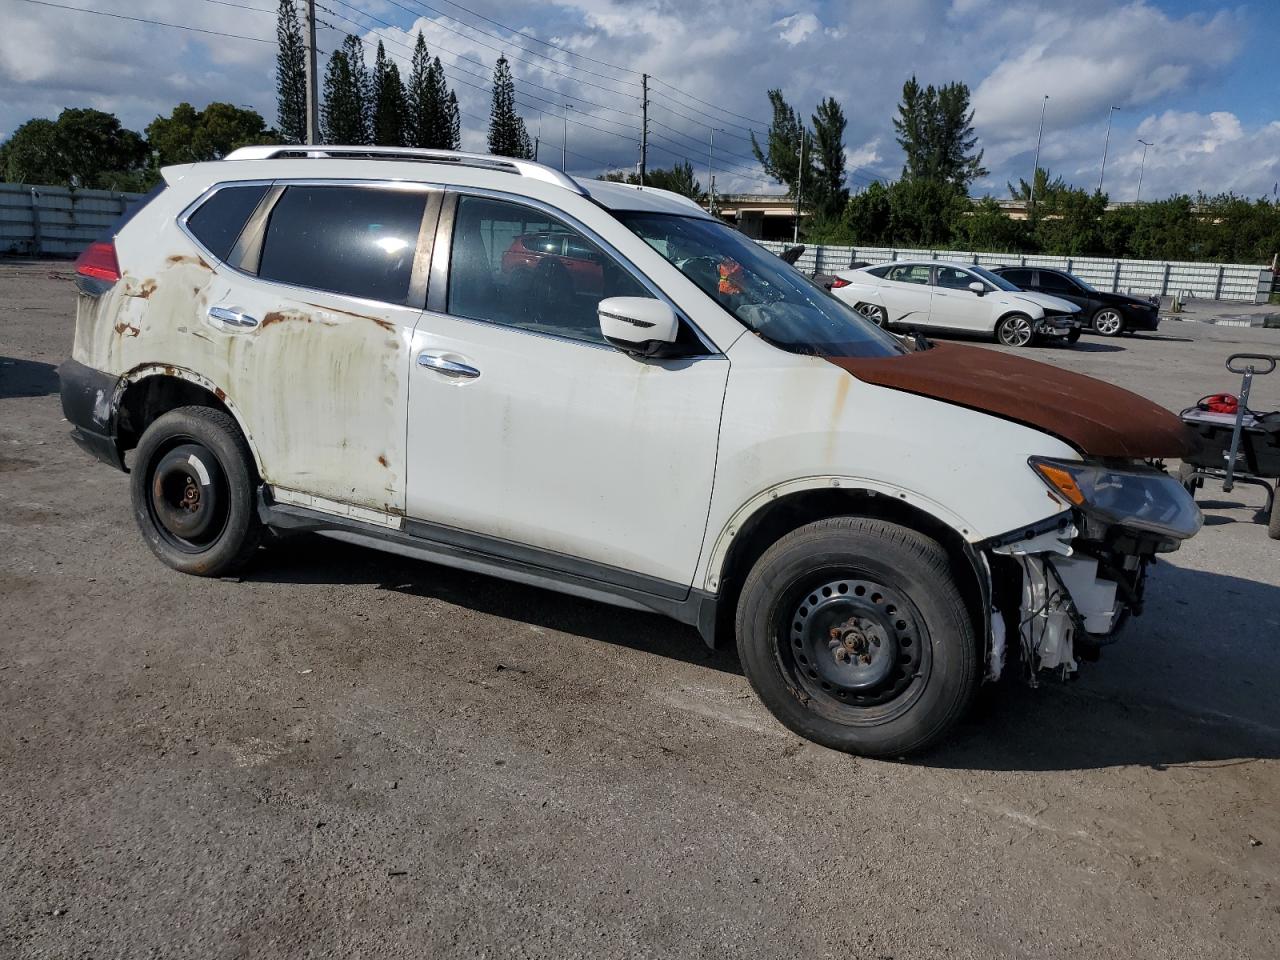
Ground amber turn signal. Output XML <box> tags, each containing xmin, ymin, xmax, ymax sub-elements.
<box><xmin>1031</xmin><ymin>461</ymin><xmax>1086</xmax><ymax>506</ymax></box>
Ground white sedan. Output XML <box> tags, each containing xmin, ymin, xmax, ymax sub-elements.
<box><xmin>830</xmin><ymin>260</ymin><xmax>1082</xmax><ymax>347</ymax></box>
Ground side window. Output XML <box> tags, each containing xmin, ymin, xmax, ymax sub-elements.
<box><xmin>257</xmin><ymin>185</ymin><xmax>428</xmax><ymax>305</ymax></box>
<box><xmin>866</xmin><ymin>265</ymin><xmax>891</xmax><ymax>278</ymax></box>
<box><xmin>447</xmin><ymin>195</ymin><xmax>647</xmax><ymax>344</ymax></box>
<box><xmin>1000</xmin><ymin>268</ymin><xmax>1034</xmax><ymax>287</ymax></box>
<box><xmin>185</xmin><ymin>184</ymin><xmax>269</xmax><ymax>262</ymax></box>
<box><xmin>935</xmin><ymin>266</ymin><xmax>977</xmax><ymax>290</ymax></box>
<box><xmin>1037</xmin><ymin>271</ymin><xmax>1076</xmax><ymax>293</ymax></box>
<box><xmin>887</xmin><ymin>264</ymin><xmax>931</xmax><ymax>285</ymax></box>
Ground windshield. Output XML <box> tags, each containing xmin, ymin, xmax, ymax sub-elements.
<box><xmin>1071</xmin><ymin>274</ymin><xmax>1097</xmax><ymax>292</ymax></box>
<box><xmin>968</xmin><ymin>265</ymin><xmax>1021</xmax><ymax>292</ymax></box>
<box><xmin>616</xmin><ymin>212</ymin><xmax>906</xmax><ymax>358</ymax></box>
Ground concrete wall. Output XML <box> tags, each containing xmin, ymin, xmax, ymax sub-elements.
<box><xmin>759</xmin><ymin>240</ymin><xmax>1276</xmax><ymax>304</ymax></box>
<box><xmin>0</xmin><ymin>183</ymin><xmax>144</xmax><ymax>257</ymax></box>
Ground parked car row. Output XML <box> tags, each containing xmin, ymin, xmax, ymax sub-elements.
<box><xmin>821</xmin><ymin>259</ymin><xmax>1161</xmax><ymax>348</ymax></box>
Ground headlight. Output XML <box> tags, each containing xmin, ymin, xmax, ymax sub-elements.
<box><xmin>1029</xmin><ymin>457</ymin><xmax>1202</xmax><ymax>541</ymax></box>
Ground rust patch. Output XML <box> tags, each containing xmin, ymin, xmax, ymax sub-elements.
<box><xmin>214</xmin><ymin>387</ymin><xmax>227</xmax><ymax>401</ymax></box>
<box><xmin>301</xmin><ymin>301</ymin><xmax>395</xmax><ymax>332</ymax></box>
<box><xmin>113</xmin><ymin>321</ymin><xmax>140</xmax><ymax>337</ymax></box>
<box><xmin>137</xmin><ymin>279</ymin><xmax>157</xmax><ymax>299</ymax></box>
<box><xmin>166</xmin><ymin>253</ymin><xmax>212</xmax><ymax>270</ymax></box>
<box><xmin>377</xmin><ymin>454</ymin><xmax>388</xmax><ymax>467</ymax></box>
<box><xmin>260</xmin><ymin>309</ymin><xmax>313</xmax><ymax>329</ymax></box>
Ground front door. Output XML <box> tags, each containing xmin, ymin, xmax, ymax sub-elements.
<box><xmin>930</xmin><ymin>265</ymin><xmax>991</xmax><ymax>331</ymax></box>
<box><xmin>404</xmin><ymin>193</ymin><xmax>729</xmax><ymax>589</ymax></box>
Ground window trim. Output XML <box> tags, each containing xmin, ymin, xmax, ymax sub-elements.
<box><xmin>178</xmin><ymin>178</ymin><xmax>444</xmax><ymax>310</ymax></box>
<box><xmin>429</xmin><ymin>188</ymin><xmax>720</xmax><ymax>356</ymax></box>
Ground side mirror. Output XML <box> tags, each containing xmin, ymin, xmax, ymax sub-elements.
<box><xmin>968</xmin><ymin>281</ymin><xmax>986</xmax><ymax>296</ymax></box>
<box><xmin>598</xmin><ymin>296</ymin><xmax>680</xmax><ymax>357</ymax></box>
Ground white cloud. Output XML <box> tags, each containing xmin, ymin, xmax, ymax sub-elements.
<box><xmin>0</xmin><ymin>0</ymin><xmax>1273</xmax><ymax>200</ymax></box>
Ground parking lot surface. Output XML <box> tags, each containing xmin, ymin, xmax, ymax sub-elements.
<box><xmin>3</xmin><ymin>260</ymin><xmax>1278</xmax><ymax>959</ymax></box>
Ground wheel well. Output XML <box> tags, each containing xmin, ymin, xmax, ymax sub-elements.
<box><xmin>117</xmin><ymin>375</ymin><xmax>233</xmax><ymax>453</ymax></box>
<box><xmin>713</xmin><ymin>488</ymin><xmax>985</xmax><ymax>649</ymax></box>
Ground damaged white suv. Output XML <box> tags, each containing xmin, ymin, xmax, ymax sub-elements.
<box><xmin>61</xmin><ymin>146</ymin><xmax>1201</xmax><ymax>756</ymax></box>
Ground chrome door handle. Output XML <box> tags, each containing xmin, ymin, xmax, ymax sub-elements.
<box><xmin>417</xmin><ymin>353</ymin><xmax>480</xmax><ymax>379</ymax></box>
<box><xmin>208</xmin><ymin>306</ymin><xmax>258</xmax><ymax>328</ymax></box>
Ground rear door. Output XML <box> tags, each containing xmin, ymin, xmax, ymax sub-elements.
<box><xmin>879</xmin><ymin>264</ymin><xmax>934</xmax><ymax>326</ymax></box>
<box><xmin>201</xmin><ymin>181</ymin><xmax>438</xmax><ymax>516</ymax></box>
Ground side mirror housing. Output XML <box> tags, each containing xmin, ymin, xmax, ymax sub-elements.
<box><xmin>968</xmin><ymin>281</ymin><xmax>986</xmax><ymax>296</ymax></box>
<box><xmin>598</xmin><ymin>296</ymin><xmax>680</xmax><ymax>357</ymax></box>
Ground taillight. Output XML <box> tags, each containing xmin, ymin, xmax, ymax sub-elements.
<box><xmin>74</xmin><ymin>240</ymin><xmax>121</xmax><ymax>284</ymax></box>
<box><xmin>830</xmin><ymin>276</ymin><xmax>851</xmax><ymax>288</ymax></box>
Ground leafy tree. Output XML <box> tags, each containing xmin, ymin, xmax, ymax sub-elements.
<box><xmin>275</xmin><ymin>0</ymin><xmax>307</xmax><ymax>144</ymax></box>
<box><xmin>147</xmin><ymin>102</ymin><xmax>275</xmax><ymax>166</ymax></box>
<box><xmin>892</xmin><ymin>76</ymin><xmax>986</xmax><ymax>189</ymax></box>
<box><xmin>809</xmin><ymin>97</ymin><xmax>848</xmax><ymax>220</ymax></box>
<box><xmin>750</xmin><ymin>89</ymin><xmax>815</xmax><ymax>198</ymax></box>
<box><xmin>372</xmin><ymin>41</ymin><xmax>407</xmax><ymax>146</ymax></box>
<box><xmin>840</xmin><ymin>182</ymin><xmax>894</xmax><ymax>245</ymax></box>
<box><xmin>599</xmin><ymin>161</ymin><xmax>704</xmax><ymax>200</ymax></box>
<box><xmin>0</xmin><ymin>109</ymin><xmax>147</xmax><ymax>188</ymax></box>
<box><xmin>887</xmin><ymin>178</ymin><xmax>968</xmax><ymax>246</ymax></box>
<box><xmin>957</xmin><ymin>197</ymin><xmax>1029</xmax><ymax>251</ymax></box>
<box><xmin>487</xmin><ymin>56</ymin><xmax>533</xmax><ymax>159</ymax></box>
<box><xmin>1007</xmin><ymin>167</ymin><xmax>1070</xmax><ymax>204</ymax></box>
<box><xmin>322</xmin><ymin>36</ymin><xmax>370</xmax><ymax>144</ymax></box>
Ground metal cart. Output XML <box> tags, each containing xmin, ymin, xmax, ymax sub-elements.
<box><xmin>1179</xmin><ymin>353</ymin><xmax>1280</xmax><ymax>539</ymax></box>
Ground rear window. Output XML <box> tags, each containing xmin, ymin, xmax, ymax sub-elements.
<box><xmin>257</xmin><ymin>185</ymin><xmax>428</xmax><ymax>305</ymax></box>
<box><xmin>185</xmin><ymin>184</ymin><xmax>270</xmax><ymax>262</ymax></box>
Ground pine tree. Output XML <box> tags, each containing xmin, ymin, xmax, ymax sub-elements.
<box><xmin>810</xmin><ymin>97</ymin><xmax>849</xmax><ymax>220</ymax></box>
<box><xmin>487</xmin><ymin>56</ymin><xmax>533</xmax><ymax>159</ymax></box>
<box><xmin>892</xmin><ymin>76</ymin><xmax>987</xmax><ymax>188</ymax></box>
<box><xmin>750</xmin><ymin>89</ymin><xmax>815</xmax><ymax>198</ymax></box>
<box><xmin>321</xmin><ymin>38</ymin><xmax>369</xmax><ymax>145</ymax></box>
<box><xmin>445</xmin><ymin>90</ymin><xmax>461</xmax><ymax>150</ymax></box>
<box><xmin>428</xmin><ymin>57</ymin><xmax>456</xmax><ymax>148</ymax></box>
<box><xmin>340</xmin><ymin>33</ymin><xmax>371</xmax><ymax>144</ymax></box>
<box><xmin>407</xmin><ymin>31</ymin><xmax>435</xmax><ymax>148</ymax></box>
<box><xmin>275</xmin><ymin>0</ymin><xmax>307</xmax><ymax>144</ymax></box>
<box><xmin>372</xmin><ymin>41</ymin><xmax>407</xmax><ymax>146</ymax></box>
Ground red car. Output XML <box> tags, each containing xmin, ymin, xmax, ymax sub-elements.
<box><xmin>501</xmin><ymin>231</ymin><xmax>603</xmax><ymax>297</ymax></box>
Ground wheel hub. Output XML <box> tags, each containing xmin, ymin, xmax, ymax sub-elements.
<box><xmin>789</xmin><ymin>579</ymin><xmax>919</xmax><ymax>700</ymax></box>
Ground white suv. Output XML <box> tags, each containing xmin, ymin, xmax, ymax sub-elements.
<box><xmin>831</xmin><ymin>260</ymin><xmax>1082</xmax><ymax>346</ymax></box>
<box><xmin>61</xmin><ymin>146</ymin><xmax>1201</xmax><ymax>756</ymax></box>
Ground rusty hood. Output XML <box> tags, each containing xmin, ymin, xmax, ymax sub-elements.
<box><xmin>829</xmin><ymin>342</ymin><xmax>1194</xmax><ymax>459</ymax></box>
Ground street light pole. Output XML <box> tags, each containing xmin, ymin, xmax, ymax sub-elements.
<box><xmin>1097</xmin><ymin>105</ymin><xmax>1118</xmax><ymax>194</ymax></box>
<box><xmin>1136</xmin><ymin>139</ymin><xmax>1152</xmax><ymax>202</ymax></box>
<box><xmin>793</xmin><ymin>130</ymin><xmax>806</xmax><ymax>243</ymax></box>
<box><xmin>1029</xmin><ymin>94</ymin><xmax>1049</xmax><ymax>214</ymax></box>
<box><xmin>303</xmin><ymin>0</ymin><xmax>320</xmax><ymax>144</ymax></box>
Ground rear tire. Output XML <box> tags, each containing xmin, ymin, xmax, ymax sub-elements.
<box><xmin>856</xmin><ymin>303</ymin><xmax>887</xmax><ymax>327</ymax></box>
<box><xmin>1268</xmin><ymin>490</ymin><xmax>1280</xmax><ymax>540</ymax></box>
<box><xmin>1065</xmin><ymin>328</ymin><xmax>1082</xmax><ymax>345</ymax></box>
<box><xmin>130</xmin><ymin>405</ymin><xmax>262</xmax><ymax>576</ymax></box>
<box><xmin>735</xmin><ymin>517</ymin><xmax>979</xmax><ymax>757</ymax></box>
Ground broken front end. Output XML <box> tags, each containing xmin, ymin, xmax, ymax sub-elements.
<box><xmin>984</xmin><ymin>458</ymin><xmax>1202</xmax><ymax>682</ymax></box>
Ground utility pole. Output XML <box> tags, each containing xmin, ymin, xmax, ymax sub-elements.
<box><xmin>561</xmin><ymin>104</ymin><xmax>573</xmax><ymax>172</ymax></box>
<box><xmin>303</xmin><ymin>0</ymin><xmax>320</xmax><ymax>145</ymax></box>
<box><xmin>1135</xmin><ymin>139</ymin><xmax>1152</xmax><ymax>202</ymax></box>
<box><xmin>1028</xmin><ymin>94</ymin><xmax>1048</xmax><ymax>214</ymax></box>
<box><xmin>1097</xmin><ymin>105</ymin><xmax>1118</xmax><ymax>194</ymax></box>
<box><xmin>793</xmin><ymin>130</ymin><xmax>805</xmax><ymax>244</ymax></box>
<box><xmin>706</xmin><ymin>128</ymin><xmax>718</xmax><ymax>215</ymax></box>
<box><xmin>639</xmin><ymin>73</ymin><xmax>649</xmax><ymax>186</ymax></box>
<box><xmin>533</xmin><ymin>112</ymin><xmax>542</xmax><ymax>162</ymax></box>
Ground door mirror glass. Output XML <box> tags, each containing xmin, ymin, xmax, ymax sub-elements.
<box><xmin>968</xmin><ymin>281</ymin><xmax>986</xmax><ymax>296</ymax></box>
<box><xmin>598</xmin><ymin>297</ymin><xmax>679</xmax><ymax>357</ymax></box>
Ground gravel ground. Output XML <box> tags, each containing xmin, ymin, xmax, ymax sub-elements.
<box><xmin>2</xmin><ymin>260</ymin><xmax>1278</xmax><ymax>959</ymax></box>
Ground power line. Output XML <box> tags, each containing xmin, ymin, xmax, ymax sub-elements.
<box><xmin>12</xmin><ymin>0</ymin><xmax>275</xmax><ymax>43</ymax></box>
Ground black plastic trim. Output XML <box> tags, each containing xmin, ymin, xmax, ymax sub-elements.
<box><xmin>259</xmin><ymin>493</ymin><xmax>720</xmax><ymax>646</ymax></box>
<box><xmin>58</xmin><ymin>358</ymin><xmax>125</xmax><ymax>470</ymax></box>
<box><xmin>973</xmin><ymin>509</ymin><xmax>1074</xmax><ymax>551</ymax></box>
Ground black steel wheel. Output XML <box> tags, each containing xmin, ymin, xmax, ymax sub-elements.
<box><xmin>130</xmin><ymin>405</ymin><xmax>262</xmax><ymax>576</ymax></box>
<box><xmin>736</xmin><ymin>517</ymin><xmax>979</xmax><ymax>757</ymax></box>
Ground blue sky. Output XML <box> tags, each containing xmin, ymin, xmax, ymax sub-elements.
<box><xmin>1</xmin><ymin>0</ymin><xmax>1276</xmax><ymax>200</ymax></box>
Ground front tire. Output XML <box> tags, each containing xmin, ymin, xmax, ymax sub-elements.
<box><xmin>130</xmin><ymin>405</ymin><xmax>262</xmax><ymax>576</ymax></box>
<box><xmin>995</xmin><ymin>313</ymin><xmax>1034</xmax><ymax>347</ymax></box>
<box><xmin>1093</xmin><ymin>308</ymin><xmax>1125</xmax><ymax>336</ymax></box>
<box><xmin>736</xmin><ymin>518</ymin><xmax>979</xmax><ymax>757</ymax></box>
